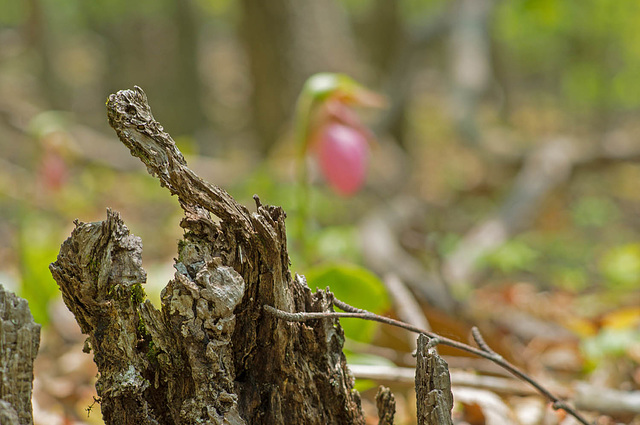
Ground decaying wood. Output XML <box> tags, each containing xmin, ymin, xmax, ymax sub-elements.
<box><xmin>415</xmin><ymin>334</ymin><xmax>454</xmax><ymax>425</ymax></box>
<box><xmin>50</xmin><ymin>86</ymin><xmax>365</xmax><ymax>424</ymax></box>
<box><xmin>375</xmin><ymin>385</ymin><xmax>396</xmax><ymax>425</ymax></box>
<box><xmin>0</xmin><ymin>284</ymin><xmax>41</xmax><ymax>425</ymax></box>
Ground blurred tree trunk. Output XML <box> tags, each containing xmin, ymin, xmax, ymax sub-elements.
<box><xmin>361</xmin><ymin>0</ymin><xmax>403</xmax><ymax>80</ymax></box>
<box><xmin>170</xmin><ymin>0</ymin><xmax>207</xmax><ymax>141</ymax></box>
<box><xmin>449</xmin><ymin>0</ymin><xmax>494</xmax><ymax>144</ymax></box>
<box><xmin>490</xmin><ymin>33</ymin><xmax>515</xmax><ymax>124</ymax></box>
<box><xmin>238</xmin><ymin>0</ymin><xmax>358</xmax><ymax>154</ymax></box>
<box><xmin>88</xmin><ymin>1</ymin><xmax>206</xmax><ymax>142</ymax></box>
<box><xmin>360</xmin><ymin>0</ymin><xmax>409</xmax><ymax>145</ymax></box>
<box><xmin>25</xmin><ymin>0</ymin><xmax>68</xmax><ymax>110</ymax></box>
<box><xmin>100</xmin><ymin>19</ymin><xmax>150</xmax><ymax>101</ymax></box>
<box><xmin>371</xmin><ymin>3</ymin><xmax>452</xmax><ymax>148</ymax></box>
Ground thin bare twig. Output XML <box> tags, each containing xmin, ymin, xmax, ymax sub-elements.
<box><xmin>263</xmin><ymin>296</ymin><xmax>593</xmax><ymax>425</ymax></box>
<box><xmin>471</xmin><ymin>326</ymin><xmax>497</xmax><ymax>356</ymax></box>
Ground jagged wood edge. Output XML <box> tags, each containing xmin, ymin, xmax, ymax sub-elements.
<box><xmin>415</xmin><ymin>334</ymin><xmax>454</xmax><ymax>425</ymax></box>
<box><xmin>375</xmin><ymin>386</ymin><xmax>396</xmax><ymax>425</ymax></box>
<box><xmin>0</xmin><ymin>285</ymin><xmax>40</xmax><ymax>425</ymax></box>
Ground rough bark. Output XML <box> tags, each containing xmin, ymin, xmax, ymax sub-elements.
<box><xmin>415</xmin><ymin>334</ymin><xmax>454</xmax><ymax>425</ymax></box>
<box><xmin>375</xmin><ymin>385</ymin><xmax>396</xmax><ymax>425</ymax></box>
<box><xmin>50</xmin><ymin>86</ymin><xmax>364</xmax><ymax>424</ymax></box>
<box><xmin>0</xmin><ymin>284</ymin><xmax>41</xmax><ymax>425</ymax></box>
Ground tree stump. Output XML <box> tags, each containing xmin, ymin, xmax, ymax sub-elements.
<box><xmin>0</xmin><ymin>284</ymin><xmax>41</xmax><ymax>425</ymax></box>
<box><xmin>50</xmin><ymin>86</ymin><xmax>365</xmax><ymax>424</ymax></box>
<box><xmin>375</xmin><ymin>385</ymin><xmax>396</xmax><ymax>425</ymax></box>
<box><xmin>415</xmin><ymin>334</ymin><xmax>454</xmax><ymax>425</ymax></box>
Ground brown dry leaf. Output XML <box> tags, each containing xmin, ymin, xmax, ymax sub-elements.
<box><xmin>460</xmin><ymin>401</ymin><xmax>486</xmax><ymax>425</ymax></box>
<box><xmin>453</xmin><ymin>387</ymin><xmax>517</xmax><ymax>425</ymax></box>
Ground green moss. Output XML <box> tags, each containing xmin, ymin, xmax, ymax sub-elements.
<box><xmin>88</xmin><ymin>257</ymin><xmax>100</xmax><ymax>279</ymax></box>
<box><xmin>177</xmin><ymin>239</ymin><xmax>187</xmax><ymax>251</ymax></box>
<box><xmin>146</xmin><ymin>340</ymin><xmax>159</xmax><ymax>363</ymax></box>
<box><xmin>130</xmin><ymin>282</ymin><xmax>146</xmax><ymax>305</ymax></box>
<box><xmin>136</xmin><ymin>313</ymin><xmax>149</xmax><ymax>338</ymax></box>
<box><xmin>108</xmin><ymin>284</ymin><xmax>120</xmax><ymax>298</ymax></box>
<box><xmin>177</xmin><ymin>239</ymin><xmax>187</xmax><ymax>263</ymax></box>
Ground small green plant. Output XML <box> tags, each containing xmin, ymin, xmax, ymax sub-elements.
<box><xmin>18</xmin><ymin>212</ymin><xmax>64</xmax><ymax>325</ymax></box>
<box><xmin>305</xmin><ymin>262</ymin><xmax>390</xmax><ymax>343</ymax></box>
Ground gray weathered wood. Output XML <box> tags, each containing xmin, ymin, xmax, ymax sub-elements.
<box><xmin>415</xmin><ymin>334</ymin><xmax>454</xmax><ymax>425</ymax></box>
<box><xmin>376</xmin><ymin>385</ymin><xmax>396</xmax><ymax>425</ymax></box>
<box><xmin>0</xmin><ymin>284</ymin><xmax>41</xmax><ymax>425</ymax></box>
<box><xmin>50</xmin><ymin>86</ymin><xmax>364</xmax><ymax>424</ymax></box>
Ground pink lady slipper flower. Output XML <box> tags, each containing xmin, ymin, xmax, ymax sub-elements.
<box><xmin>296</xmin><ymin>74</ymin><xmax>384</xmax><ymax>196</ymax></box>
<box><xmin>311</xmin><ymin>122</ymin><xmax>369</xmax><ymax>196</ymax></box>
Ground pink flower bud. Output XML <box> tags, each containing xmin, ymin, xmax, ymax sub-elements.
<box><xmin>312</xmin><ymin>122</ymin><xmax>369</xmax><ymax>196</ymax></box>
<box><xmin>39</xmin><ymin>148</ymin><xmax>69</xmax><ymax>192</ymax></box>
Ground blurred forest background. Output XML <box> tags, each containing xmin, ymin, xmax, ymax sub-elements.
<box><xmin>1</xmin><ymin>0</ymin><xmax>639</xmax><ymax>424</ymax></box>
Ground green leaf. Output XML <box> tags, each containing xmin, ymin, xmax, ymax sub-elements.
<box><xmin>550</xmin><ymin>267</ymin><xmax>588</xmax><ymax>292</ymax></box>
<box><xmin>27</xmin><ymin>111</ymin><xmax>73</xmax><ymax>140</ymax></box>
<box><xmin>571</xmin><ymin>196</ymin><xmax>619</xmax><ymax>228</ymax></box>
<box><xmin>483</xmin><ymin>239</ymin><xmax>539</xmax><ymax>274</ymax></box>
<box><xmin>600</xmin><ymin>244</ymin><xmax>640</xmax><ymax>289</ymax></box>
<box><xmin>581</xmin><ymin>328</ymin><xmax>640</xmax><ymax>360</ymax></box>
<box><xmin>304</xmin><ymin>262</ymin><xmax>390</xmax><ymax>343</ymax></box>
<box><xmin>312</xmin><ymin>226</ymin><xmax>361</xmax><ymax>263</ymax></box>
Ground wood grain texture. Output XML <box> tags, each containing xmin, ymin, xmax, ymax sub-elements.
<box><xmin>0</xmin><ymin>284</ymin><xmax>40</xmax><ymax>425</ymax></box>
<box><xmin>375</xmin><ymin>386</ymin><xmax>396</xmax><ymax>425</ymax></box>
<box><xmin>415</xmin><ymin>334</ymin><xmax>454</xmax><ymax>425</ymax></box>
